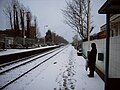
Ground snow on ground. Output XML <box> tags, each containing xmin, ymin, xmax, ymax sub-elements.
<box><xmin>0</xmin><ymin>49</ymin><xmax>23</xmax><ymax>56</ymax></box>
<box><xmin>2</xmin><ymin>45</ymin><xmax>104</xmax><ymax>90</ymax></box>
<box><xmin>0</xmin><ymin>45</ymin><xmax>57</xmax><ymax>56</ymax></box>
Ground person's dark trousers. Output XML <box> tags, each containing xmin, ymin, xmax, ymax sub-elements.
<box><xmin>89</xmin><ymin>68</ymin><xmax>94</xmax><ymax>77</ymax></box>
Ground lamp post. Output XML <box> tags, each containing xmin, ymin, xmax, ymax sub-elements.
<box><xmin>87</xmin><ymin>0</ymin><xmax>90</xmax><ymax>50</ymax></box>
<box><xmin>21</xmin><ymin>11</ymin><xmax>30</xmax><ymax>46</ymax></box>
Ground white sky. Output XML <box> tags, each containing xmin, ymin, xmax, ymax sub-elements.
<box><xmin>0</xmin><ymin>0</ymin><xmax>106</xmax><ymax>42</ymax></box>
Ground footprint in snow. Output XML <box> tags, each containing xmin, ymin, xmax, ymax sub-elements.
<box><xmin>53</xmin><ymin>62</ymin><xmax>57</xmax><ymax>64</ymax></box>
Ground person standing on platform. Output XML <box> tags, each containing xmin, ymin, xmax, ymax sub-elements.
<box><xmin>88</xmin><ymin>43</ymin><xmax>97</xmax><ymax>77</ymax></box>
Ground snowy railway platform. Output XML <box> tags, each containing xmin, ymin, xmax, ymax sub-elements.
<box><xmin>0</xmin><ymin>45</ymin><xmax>104</xmax><ymax>90</ymax></box>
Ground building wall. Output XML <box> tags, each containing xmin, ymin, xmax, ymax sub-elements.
<box><xmin>100</xmin><ymin>14</ymin><xmax>120</xmax><ymax>37</ymax></box>
<box><xmin>83</xmin><ymin>35</ymin><xmax>120</xmax><ymax>78</ymax></box>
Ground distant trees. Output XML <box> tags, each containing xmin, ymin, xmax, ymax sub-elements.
<box><xmin>62</xmin><ymin>0</ymin><xmax>94</xmax><ymax>40</ymax></box>
<box><xmin>45</xmin><ymin>30</ymin><xmax>52</xmax><ymax>44</ymax></box>
<box><xmin>45</xmin><ymin>30</ymin><xmax>68</xmax><ymax>45</ymax></box>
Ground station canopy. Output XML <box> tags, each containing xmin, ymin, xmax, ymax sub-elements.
<box><xmin>98</xmin><ymin>0</ymin><xmax>120</xmax><ymax>14</ymax></box>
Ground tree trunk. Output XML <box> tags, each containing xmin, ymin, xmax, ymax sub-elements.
<box><xmin>9</xmin><ymin>12</ymin><xmax>13</xmax><ymax>30</ymax></box>
<box><xmin>20</xmin><ymin>9</ymin><xmax>24</xmax><ymax>37</ymax></box>
<box><xmin>16</xmin><ymin>10</ymin><xmax>20</xmax><ymax>36</ymax></box>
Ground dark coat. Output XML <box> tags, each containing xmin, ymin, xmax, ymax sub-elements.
<box><xmin>88</xmin><ymin>48</ymin><xmax>97</xmax><ymax>71</ymax></box>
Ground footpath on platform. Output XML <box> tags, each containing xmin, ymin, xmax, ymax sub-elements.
<box><xmin>24</xmin><ymin>45</ymin><xmax>104</xmax><ymax>90</ymax></box>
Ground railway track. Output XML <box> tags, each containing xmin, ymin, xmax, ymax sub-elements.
<box><xmin>0</xmin><ymin>45</ymin><xmax>68</xmax><ymax>90</ymax></box>
<box><xmin>0</xmin><ymin>46</ymin><xmax>63</xmax><ymax>74</ymax></box>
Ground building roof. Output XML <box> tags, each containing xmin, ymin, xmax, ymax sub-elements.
<box><xmin>98</xmin><ymin>0</ymin><xmax>120</xmax><ymax>14</ymax></box>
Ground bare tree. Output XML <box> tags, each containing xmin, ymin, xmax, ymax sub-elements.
<box><xmin>4</xmin><ymin>0</ymin><xmax>21</xmax><ymax>33</ymax></box>
<box><xmin>12</xmin><ymin>0</ymin><xmax>21</xmax><ymax>36</ymax></box>
<box><xmin>3</xmin><ymin>3</ymin><xmax>13</xmax><ymax>30</ymax></box>
<box><xmin>26</xmin><ymin>10</ymin><xmax>32</xmax><ymax>38</ymax></box>
<box><xmin>20</xmin><ymin>7</ymin><xmax>25</xmax><ymax>37</ymax></box>
<box><xmin>4</xmin><ymin>0</ymin><xmax>39</xmax><ymax>39</ymax></box>
<box><xmin>34</xmin><ymin>16</ymin><xmax>41</xmax><ymax>39</ymax></box>
<box><xmin>62</xmin><ymin>0</ymin><xmax>94</xmax><ymax>40</ymax></box>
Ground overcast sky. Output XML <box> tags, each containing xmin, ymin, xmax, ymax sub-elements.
<box><xmin>0</xmin><ymin>0</ymin><xmax>106</xmax><ymax>42</ymax></box>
